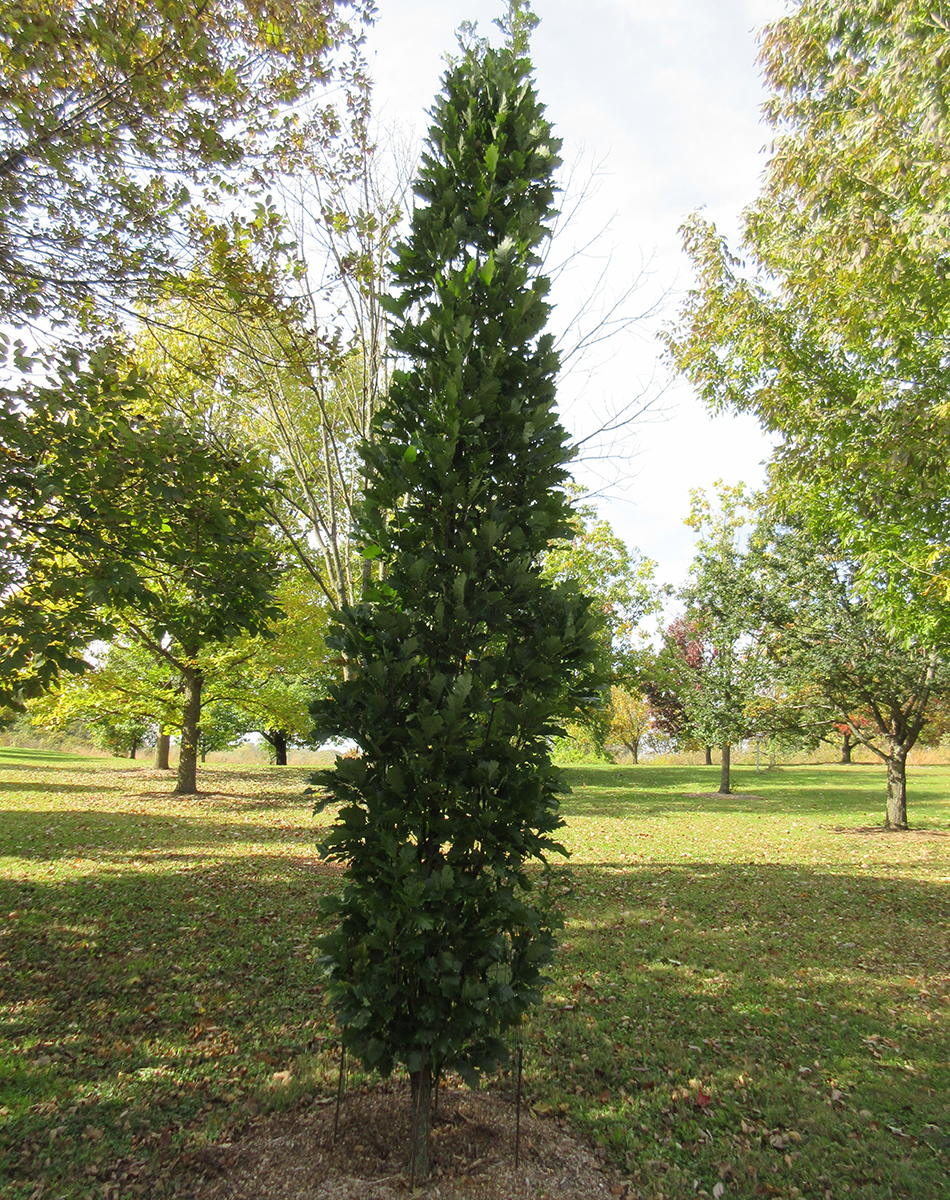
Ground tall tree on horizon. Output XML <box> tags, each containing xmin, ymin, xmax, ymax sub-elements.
<box><xmin>310</xmin><ymin>2</ymin><xmax>601</xmax><ymax>1178</ymax></box>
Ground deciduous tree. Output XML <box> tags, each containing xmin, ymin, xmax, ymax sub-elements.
<box><xmin>310</xmin><ymin>3</ymin><xmax>601</xmax><ymax>1177</ymax></box>
<box><xmin>0</xmin><ymin>0</ymin><xmax>369</xmax><ymax>323</ymax></box>
<box><xmin>667</xmin><ymin>0</ymin><xmax>950</xmax><ymax>643</ymax></box>
<box><xmin>673</xmin><ymin>484</ymin><xmax>771</xmax><ymax>794</ymax></box>
<box><xmin>759</xmin><ymin>518</ymin><xmax>950</xmax><ymax>829</ymax></box>
<box><xmin>1</xmin><ymin>353</ymin><xmax>284</xmax><ymax>793</ymax></box>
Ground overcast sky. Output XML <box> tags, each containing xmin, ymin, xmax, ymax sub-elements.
<box><xmin>364</xmin><ymin>0</ymin><xmax>787</xmax><ymax>595</ymax></box>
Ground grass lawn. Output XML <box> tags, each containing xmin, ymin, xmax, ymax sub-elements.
<box><xmin>1</xmin><ymin>749</ymin><xmax>949</xmax><ymax>1198</ymax></box>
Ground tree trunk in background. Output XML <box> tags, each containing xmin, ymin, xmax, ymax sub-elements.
<box><xmin>885</xmin><ymin>750</ymin><xmax>909</xmax><ymax>830</ymax></box>
<box><xmin>704</xmin><ymin>745</ymin><xmax>713</xmax><ymax>766</ymax></box>
<box><xmin>154</xmin><ymin>732</ymin><xmax>171</xmax><ymax>770</ymax></box>
<box><xmin>718</xmin><ymin>743</ymin><xmax>731</xmax><ymax>795</ymax></box>
<box><xmin>270</xmin><ymin>729</ymin><xmax>289</xmax><ymax>766</ymax></box>
<box><xmin>841</xmin><ymin>731</ymin><xmax>853</xmax><ymax>764</ymax></box>
<box><xmin>129</xmin><ymin>738</ymin><xmax>138</xmax><ymax>759</ymax></box>
<box><xmin>175</xmin><ymin>667</ymin><xmax>203</xmax><ymax>794</ymax></box>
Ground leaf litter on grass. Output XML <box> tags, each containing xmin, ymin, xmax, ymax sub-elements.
<box><xmin>2</xmin><ymin>754</ymin><xmax>950</xmax><ymax>1198</ymax></box>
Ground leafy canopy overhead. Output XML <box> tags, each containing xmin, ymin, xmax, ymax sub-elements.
<box><xmin>0</xmin><ymin>0</ymin><xmax>370</xmax><ymax>320</ymax></box>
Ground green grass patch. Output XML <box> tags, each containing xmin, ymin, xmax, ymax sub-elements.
<box><xmin>1</xmin><ymin>752</ymin><xmax>949</xmax><ymax>1198</ymax></box>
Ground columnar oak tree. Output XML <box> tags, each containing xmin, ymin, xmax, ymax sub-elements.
<box><xmin>311</xmin><ymin>3</ymin><xmax>601</xmax><ymax>1176</ymax></box>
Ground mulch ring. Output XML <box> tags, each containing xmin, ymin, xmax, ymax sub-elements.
<box><xmin>176</xmin><ymin>1080</ymin><xmax>628</xmax><ymax>1200</ymax></box>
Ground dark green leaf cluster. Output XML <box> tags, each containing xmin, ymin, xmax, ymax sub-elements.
<box><xmin>310</xmin><ymin>30</ymin><xmax>602</xmax><ymax>1084</ymax></box>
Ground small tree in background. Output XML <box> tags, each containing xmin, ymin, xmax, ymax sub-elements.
<box><xmin>608</xmin><ymin>685</ymin><xmax>653</xmax><ymax>764</ymax></box>
<box><xmin>675</xmin><ymin>485</ymin><xmax>771</xmax><ymax>794</ymax></box>
<box><xmin>311</xmin><ymin>2</ymin><xmax>601</xmax><ymax>1177</ymax></box>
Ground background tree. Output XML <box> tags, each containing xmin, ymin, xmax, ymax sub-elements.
<box><xmin>543</xmin><ymin>497</ymin><xmax>660</xmax><ymax>680</ymax></box>
<box><xmin>0</xmin><ymin>0</ymin><xmax>369</xmax><ymax>324</ymax></box>
<box><xmin>672</xmin><ymin>484</ymin><xmax>771</xmax><ymax>794</ymax></box>
<box><xmin>138</xmin><ymin>105</ymin><xmax>406</xmax><ymax>612</ymax></box>
<box><xmin>666</xmin><ymin>1</ymin><xmax>950</xmax><ymax>645</ymax></box>
<box><xmin>1</xmin><ymin>356</ymin><xmax>284</xmax><ymax>792</ymax></box>
<box><xmin>607</xmin><ymin>685</ymin><xmax>654</xmax><ymax>764</ymax></box>
<box><xmin>543</xmin><ymin>497</ymin><xmax>661</xmax><ymax>758</ymax></box>
<box><xmin>759</xmin><ymin>517</ymin><xmax>950</xmax><ymax>829</ymax></box>
<box><xmin>25</xmin><ymin>638</ymin><xmax>173</xmax><ymax>759</ymax></box>
<box><xmin>310</xmin><ymin>4</ymin><xmax>601</xmax><ymax>1177</ymax></box>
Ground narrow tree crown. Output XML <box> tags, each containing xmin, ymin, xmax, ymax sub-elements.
<box><xmin>311</xmin><ymin>21</ymin><xmax>601</xmax><ymax>1088</ymax></box>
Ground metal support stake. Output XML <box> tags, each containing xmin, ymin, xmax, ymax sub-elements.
<box><xmin>333</xmin><ymin>1043</ymin><xmax>347</xmax><ymax>1142</ymax></box>
<box><xmin>515</xmin><ymin>1044</ymin><xmax>523</xmax><ymax>1168</ymax></box>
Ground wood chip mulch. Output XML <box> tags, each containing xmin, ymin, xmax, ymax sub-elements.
<box><xmin>177</xmin><ymin>1081</ymin><xmax>631</xmax><ymax>1200</ymax></box>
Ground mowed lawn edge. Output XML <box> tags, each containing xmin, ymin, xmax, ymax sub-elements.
<box><xmin>1</xmin><ymin>750</ymin><xmax>948</xmax><ymax>1198</ymax></box>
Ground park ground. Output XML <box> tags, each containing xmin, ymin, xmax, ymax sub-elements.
<box><xmin>1</xmin><ymin>749</ymin><xmax>949</xmax><ymax>1198</ymax></box>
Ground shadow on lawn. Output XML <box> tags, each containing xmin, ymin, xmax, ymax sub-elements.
<box><xmin>3</xmin><ymin>855</ymin><xmax>949</xmax><ymax>1198</ymax></box>
<box><xmin>0</xmin><ymin>855</ymin><xmax>342</xmax><ymax>1196</ymax></box>
<box><xmin>531</xmin><ymin>859</ymin><xmax>950</xmax><ymax>1196</ymax></box>
<box><xmin>560</xmin><ymin>762</ymin><xmax>935</xmax><ymax>823</ymax></box>
<box><xmin>0</xmin><ymin>809</ymin><xmax>322</xmax><ymax>861</ymax></box>
<box><xmin>0</xmin><ymin>749</ymin><xmax>119</xmax><ymax>766</ymax></box>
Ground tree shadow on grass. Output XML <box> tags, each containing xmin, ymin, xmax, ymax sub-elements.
<box><xmin>0</xmin><ymin>854</ymin><xmax>344</xmax><ymax>1198</ymax></box>
<box><xmin>0</xmin><ymin>778</ymin><xmax>128</xmax><ymax>796</ymax></box>
<box><xmin>2</xmin><ymin>849</ymin><xmax>949</xmax><ymax>1199</ymax></box>
<box><xmin>530</xmin><ymin>858</ymin><xmax>950</xmax><ymax>1198</ymax></box>
<box><xmin>560</xmin><ymin>762</ymin><xmax>950</xmax><ymax>826</ymax></box>
<box><xmin>0</xmin><ymin>809</ymin><xmax>320</xmax><ymax>861</ymax></box>
<box><xmin>0</xmin><ymin>750</ymin><xmax>118</xmax><ymax>766</ymax></box>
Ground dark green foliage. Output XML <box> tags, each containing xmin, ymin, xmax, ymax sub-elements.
<box><xmin>311</xmin><ymin>15</ymin><xmax>602</xmax><ymax>1091</ymax></box>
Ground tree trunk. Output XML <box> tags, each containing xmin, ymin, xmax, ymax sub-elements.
<box><xmin>885</xmin><ymin>750</ymin><xmax>908</xmax><ymax>830</ymax></box>
<box><xmin>409</xmin><ymin>1064</ymin><xmax>433</xmax><ymax>1182</ymax></box>
<box><xmin>841</xmin><ymin>731</ymin><xmax>853</xmax><ymax>764</ymax></box>
<box><xmin>718</xmin><ymin>743</ymin><xmax>731</xmax><ymax>795</ymax></box>
<box><xmin>129</xmin><ymin>737</ymin><xmax>138</xmax><ymax>760</ymax></box>
<box><xmin>704</xmin><ymin>745</ymin><xmax>713</xmax><ymax>766</ymax></box>
<box><xmin>175</xmin><ymin>668</ymin><xmax>203</xmax><ymax>795</ymax></box>
<box><xmin>154</xmin><ymin>732</ymin><xmax>171</xmax><ymax>770</ymax></box>
<box><xmin>270</xmin><ymin>729</ymin><xmax>289</xmax><ymax>766</ymax></box>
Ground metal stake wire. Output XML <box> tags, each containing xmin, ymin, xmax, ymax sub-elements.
<box><xmin>515</xmin><ymin>1044</ymin><xmax>523</xmax><ymax>1168</ymax></box>
<box><xmin>333</xmin><ymin>1043</ymin><xmax>347</xmax><ymax>1142</ymax></box>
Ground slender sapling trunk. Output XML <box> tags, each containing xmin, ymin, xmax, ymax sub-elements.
<box><xmin>409</xmin><ymin>1063</ymin><xmax>433</xmax><ymax>1182</ymax></box>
